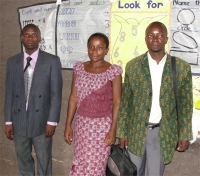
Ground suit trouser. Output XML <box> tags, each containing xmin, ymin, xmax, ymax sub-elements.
<box><xmin>128</xmin><ymin>127</ymin><xmax>165</xmax><ymax>176</ymax></box>
<box><xmin>14</xmin><ymin>133</ymin><xmax>52</xmax><ymax>176</ymax></box>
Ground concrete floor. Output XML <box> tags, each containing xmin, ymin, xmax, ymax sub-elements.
<box><xmin>0</xmin><ymin>119</ymin><xmax>200</xmax><ymax>176</ymax></box>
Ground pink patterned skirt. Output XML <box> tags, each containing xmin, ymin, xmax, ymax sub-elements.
<box><xmin>69</xmin><ymin>114</ymin><xmax>112</xmax><ymax>176</ymax></box>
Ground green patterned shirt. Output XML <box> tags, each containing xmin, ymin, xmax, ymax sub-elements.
<box><xmin>116</xmin><ymin>52</ymin><xmax>193</xmax><ymax>164</ymax></box>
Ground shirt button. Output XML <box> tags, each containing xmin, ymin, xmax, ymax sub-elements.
<box><xmin>16</xmin><ymin>95</ymin><xmax>19</xmax><ymax>98</ymax></box>
<box><xmin>36</xmin><ymin>109</ymin><xmax>39</xmax><ymax>112</ymax></box>
<box><xmin>18</xmin><ymin>109</ymin><xmax>20</xmax><ymax>112</ymax></box>
<box><xmin>39</xmin><ymin>95</ymin><xmax>42</xmax><ymax>98</ymax></box>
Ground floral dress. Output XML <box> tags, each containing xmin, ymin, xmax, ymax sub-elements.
<box><xmin>69</xmin><ymin>62</ymin><xmax>122</xmax><ymax>176</ymax></box>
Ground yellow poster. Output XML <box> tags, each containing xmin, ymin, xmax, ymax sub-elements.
<box><xmin>109</xmin><ymin>0</ymin><xmax>172</xmax><ymax>78</ymax></box>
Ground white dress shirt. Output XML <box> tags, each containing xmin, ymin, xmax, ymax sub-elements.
<box><xmin>148</xmin><ymin>52</ymin><xmax>167</xmax><ymax>123</ymax></box>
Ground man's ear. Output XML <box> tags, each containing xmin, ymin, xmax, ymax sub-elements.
<box><xmin>165</xmin><ymin>37</ymin><xmax>169</xmax><ymax>44</ymax></box>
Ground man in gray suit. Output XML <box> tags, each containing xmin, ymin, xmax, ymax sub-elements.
<box><xmin>4</xmin><ymin>24</ymin><xmax>63</xmax><ymax>176</ymax></box>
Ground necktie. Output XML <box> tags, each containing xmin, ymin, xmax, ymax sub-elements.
<box><xmin>24</xmin><ymin>57</ymin><xmax>32</xmax><ymax>72</ymax></box>
<box><xmin>24</xmin><ymin>57</ymin><xmax>32</xmax><ymax>102</ymax></box>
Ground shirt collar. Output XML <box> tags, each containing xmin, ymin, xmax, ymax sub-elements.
<box><xmin>24</xmin><ymin>49</ymin><xmax>39</xmax><ymax>69</ymax></box>
<box><xmin>147</xmin><ymin>51</ymin><xmax>167</xmax><ymax>66</ymax></box>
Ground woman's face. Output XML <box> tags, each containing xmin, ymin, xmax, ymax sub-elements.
<box><xmin>87</xmin><ymin>36</ymin><xmax>109</xmax><ymax>62</ymax></box>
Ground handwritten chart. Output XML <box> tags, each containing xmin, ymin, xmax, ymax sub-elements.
<box><xmin>57</xmin><ymin>1</ymin><xmax>110</xmax><ymax>68</ymax></box>
<box><xmin>18</xmin><ymin>2</ymin><xmax>57</xmax><ymax>55</ymax></box>
<box><xmin>18</xmin><ymin>0</ymin><xmax>200</xmax><ymax>75</ymax></box>
<box><xmin>170</xmin><ymin>0</ymin><xmax>200</xmax><ymax>74</ymax></box>
<box><xmin>18</xmin><ymin>0</ymin><xmax>111</xmax><ymax>69</ymax></box>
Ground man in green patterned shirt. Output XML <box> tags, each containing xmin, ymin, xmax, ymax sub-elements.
<box><xmin>117</xmin><ymin>21</ymin><xmax>193</xmax><ymax>176</ymax></box>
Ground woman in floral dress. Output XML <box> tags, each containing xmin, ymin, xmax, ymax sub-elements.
<box><xmin>64</xmin><ymin>32</ymin><xmax>122</xmax><ymax>176</ymax></box>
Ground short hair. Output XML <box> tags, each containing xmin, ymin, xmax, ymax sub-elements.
<box><xmin>146</xmin><ymin>21</ymin><xmax>168</xmax><ymax>36</ymax></box>
<box><xmin>21</xmin><ymin>24</ymin><xmax>41</xmax><ymax>37</ymax></box>
<box><xmin>87</xmin><ymin>32</ymin><xmax>109</xmax><ymax>48</ymax></box>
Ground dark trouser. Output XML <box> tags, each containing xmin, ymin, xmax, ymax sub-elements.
<box><xmin>14</xmin><ymin>133</ymin><xmax>52</xmax><ymax>176</ymax></box>
<box><xmin>128</xmin><ymin>127</ymin><xmax>165</xmax><ymax>176</ymax></box>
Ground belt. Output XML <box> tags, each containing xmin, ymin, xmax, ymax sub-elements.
<box><xmin>146</xmin><ymin>123</ymin><xmax>160</xmax><ymax>129</ymax></box>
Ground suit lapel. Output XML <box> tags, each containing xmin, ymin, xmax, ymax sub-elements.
<box><xmin>28</xmin><ymin>50</ymin><xmax>45</xmax><ymax>102</ymax></box>
<box><xmin>15</xmin><ymin>53</ymin><xmax>25</xmax><ymax>96</ymax></box>
<box><xmin>140</xmin><ymin>53</ymin><xmax>172</xmax><ymax>97</ymax></box>
<box><xmin>141</xmin><ymin>52</ymin><xmax>152</xmax><ymax>83</ymax></box>
<box><xmin>160</xmin><ymin>54</ymin><xmax>172</xmax><ymax>100</ymax></box>
<box><xmin>161</xmin><ymin>55</ymin><xmax>172</xmax><ymax>86</ymax></box>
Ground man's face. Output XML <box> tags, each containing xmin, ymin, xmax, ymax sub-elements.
<box><xmin>21</xmin><ymin>26</ymin><xmax>41</xmax><ymax>52</ymax></box>
<box><xmin>145</xmin><ymin>23</ymin><xmax>168</xmax><ymax>53</ymax></box>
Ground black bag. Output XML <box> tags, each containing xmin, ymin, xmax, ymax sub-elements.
<box><xmin>106</xmin><ymin>144</ymin><xmax>137</xmax><ymax>176</ymax></box>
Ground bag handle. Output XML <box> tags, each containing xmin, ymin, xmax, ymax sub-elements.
<box><xmin>124</xmin><ymin>147</ymin><xmax>131</xmax><ymax>159</ymax></box>
<box><xmin>119</xmin><ymin>146</ymin><xmax>131</xmax><ymax>173</ymax></box>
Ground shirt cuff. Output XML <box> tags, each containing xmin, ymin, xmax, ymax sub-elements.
<box><xmin>47</xmin><ymin>121</ymin><xmax>57</xmax><ymax>126</ymax></box>
<box><xmin>5</xmin><ymin>122</ymin><xmax>12</xmax><ymax>125</ymax></box>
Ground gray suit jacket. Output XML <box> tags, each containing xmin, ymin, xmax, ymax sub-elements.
<box><xmin>4</xmin><ymin>49</ymin><xmax>63</xmax><ymax>138</ymax></box>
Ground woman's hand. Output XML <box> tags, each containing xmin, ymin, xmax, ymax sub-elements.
<box><xmin>104</xmin><ymin>129</ymin><xmax>116</xmax><ymax>147</ymax></box>
<box><xmin>64</xmin><ymin>125</ymin><xmax>73</xmax><ymax>145</ymax></box>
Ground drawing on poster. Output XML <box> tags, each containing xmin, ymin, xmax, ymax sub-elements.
<box><xmin>170</xmin><ymin>1</ymin><xmax>200</xmax><ymax>74</ymax></box>
<box><xmin>110</xmin><ymin>14</ymin><xmax>169</xmax><ymax>72</ymax></box>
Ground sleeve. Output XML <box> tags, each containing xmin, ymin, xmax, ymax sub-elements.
<box><xmin>107</xmin><ymin>64</ymin><xmax>123</xmax><ymax>81</ymax></box>
<box><xmin>116</xmin><ymin>63</ymin><xmax>131</xmax><ymax>138</ymax></box>
<box><xmin>4</xmin><ymin>59</ymin><xmax>13</xmax><ymax>122</ymax></box>
<box><xmin>177</xmin><ymin>60</ymin><xmax>193</xmax><ymax>140</ymax></box>
<box><xmin>73</xmin><ymin>61</ymin><xmax>82</xmax><ymax>76</ymax></box>
<box><xmin>47</xmin><ymin>56</ymin><xmax>63</xmax><ymax>123</ymax></box>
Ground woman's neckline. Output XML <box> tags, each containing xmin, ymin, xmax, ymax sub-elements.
<box><xmin>82</xmin><ymin>62</ymin><xmax>112</xmax><ymax>75</ymax></box>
